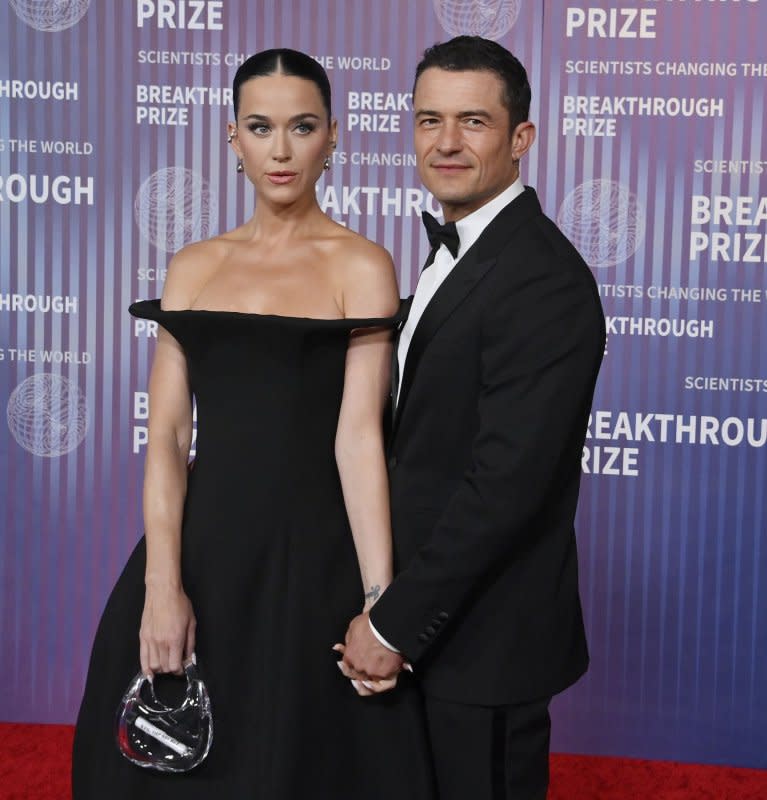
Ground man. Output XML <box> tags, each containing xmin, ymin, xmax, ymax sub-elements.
<box><xmin>341</xmin><ymin>36</ymin><xmax>605</xmax><ymax>799</ymax></box>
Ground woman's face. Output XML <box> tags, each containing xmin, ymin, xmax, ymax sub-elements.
<box><xmin>229</xmin><ymin>73</ymin><xmax>336</xmax><ymax>205</ymax></box>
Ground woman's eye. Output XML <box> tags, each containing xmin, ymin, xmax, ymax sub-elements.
<box><xmin>295</xmin><ymin>122</ymin><xmax>315</xmax><ymax>134</ymax></box>
<box><xmin>249</xmin><ymin>124</ymin><xmax>270</xmax><ymax>135</ymax></box>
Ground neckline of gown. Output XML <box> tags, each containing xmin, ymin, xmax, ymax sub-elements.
<box><xmin>130</xmin><ymin>298</ymin><xmax>405</xmax><ymax>327</ymax></box>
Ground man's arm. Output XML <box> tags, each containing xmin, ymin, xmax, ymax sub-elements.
<box><xmin>366</xmin><ymin>255</ymin><xmax>604</xmax><ymax>662</ymax></box>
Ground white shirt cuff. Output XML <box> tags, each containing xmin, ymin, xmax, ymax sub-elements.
<box><xmin>368</xmin><ymin>618</ymin><xmax>400</xmax><ymax>653</ymax></box>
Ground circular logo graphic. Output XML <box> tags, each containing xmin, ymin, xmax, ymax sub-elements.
<box><xmin>7</xmin><ymin>373</ymin><xmax>89</xmax><ymax>457</ymax></box>
<box><xmin>134</xmin><ymin>167</ymin><xmax>217</xmax><ymax>253</ymax></box>
<box><xmin>557</xmin><ymin>179</ymin><xmax>645</xmax><ymax>268</ymax></box>
<box><xmin>9</xmin><ymin>0</ymin><xmax>91</xmax><ymax>32</ymax></box>
<box><xmin>432</xmin><ymin>0</ymin><xmax>520</xmax><ymax>39</ymax></box>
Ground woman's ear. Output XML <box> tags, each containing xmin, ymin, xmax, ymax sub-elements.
<box><xmin>227</xmin><ymin>122</ymin><xmax>242</xmax><ymax>157</ymax></box>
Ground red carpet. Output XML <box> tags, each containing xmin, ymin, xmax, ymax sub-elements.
<box><xmin>2</xmin><ymin>723</ymin><xmax>767</xmax><ymax>799</ymax></box>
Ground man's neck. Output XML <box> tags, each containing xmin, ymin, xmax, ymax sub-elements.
<box><xmin>442</xmin><ymin>173</ymin><xmax>521</xmax><ymax>223</ymax></box>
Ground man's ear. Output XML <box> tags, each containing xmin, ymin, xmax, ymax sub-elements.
<box><xmin>511</xmin><ymin>121</ymin><xmax>536</xmax><ymax>163</ymax></box>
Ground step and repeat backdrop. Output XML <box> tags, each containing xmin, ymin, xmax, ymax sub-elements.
<box><xmin>1</xmin><ymin>0</ymin><xmax>765</xmax><ymax>767</ymax></box>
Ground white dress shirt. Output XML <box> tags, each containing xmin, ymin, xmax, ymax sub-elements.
<box><xmin>396</xmin><ymin>178</ymin><xmax>525</xmax><ymax>403</ymax></box>
<box><xmin>370</xmin><ymin>178</ymin><xmax>526</xmax><ymax>655</ymax></box>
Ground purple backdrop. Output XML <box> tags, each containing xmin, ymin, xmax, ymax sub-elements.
<box><xmin>1</xmin><ymin>0</ymin><xmax>765</xmax><ymax>768</ymax></box>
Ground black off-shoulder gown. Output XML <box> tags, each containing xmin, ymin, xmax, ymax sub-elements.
<box><xmin>72</xmin><ymin>300</ymin><xmax>434</xmax><ymax>799</ymax></box>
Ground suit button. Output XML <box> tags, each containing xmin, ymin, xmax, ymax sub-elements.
<box><xmin>417</xmin><ymin>633</ymin><xmax>429</xmax><ymax>643</ymax></box>
<box><xmin>425</xmin><ymin>626</ymin><xmax>436</xmax><ymax>636</ymax></box>
<box><xmin>388</xmin><ymin>455</ymin><xmax>398</xmax><ymax>469</ymax></box>
<box><xmin>438</xmin><ymin>611</ymin><xmax>449</xmax><ymax>621</ymax></box>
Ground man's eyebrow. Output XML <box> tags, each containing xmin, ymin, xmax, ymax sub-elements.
<box><xmin>414</xmin><ymin>109</ymin><xmax>492</xmax><ymax>118</ymax></box>
<box><xmin>457</xmin><ymin>110</ymin><xmax>492</xmax><ymax>119</ymax></box>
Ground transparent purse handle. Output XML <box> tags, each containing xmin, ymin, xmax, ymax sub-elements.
<box><xmin>115</xmin><ymin>656</ymin><xmax>213</xmax><ymax>773</ymax></box>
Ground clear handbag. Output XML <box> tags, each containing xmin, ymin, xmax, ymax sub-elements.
<box><xmin>115</xmin><ymin>656</ymin><xmax>213</xmax><ymax>772</ymax></box>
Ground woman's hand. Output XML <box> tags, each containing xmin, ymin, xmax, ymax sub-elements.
<box><xmin>333</xmin><ymin>643</ymin><xmax>400</xmax><ymax>696</ymax></box>
<box><xmin>139</xmin><ymin>585</ymin><xmax>196</xmax><ymax>678</ymax></box>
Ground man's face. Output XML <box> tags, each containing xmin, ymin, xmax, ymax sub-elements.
<box><xmin>413</xmin><ymin>67</ymin><xmax>532</xmax><ymax>221</ymax></box>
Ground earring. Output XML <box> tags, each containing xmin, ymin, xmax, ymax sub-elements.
<box><xmin>227</xmin><ymin>132</ymin><xmax>234</xmax><ymax>143</ymax></box>
<box><xmin>323</xmin><ymin>156</ymin><xmax>331</xmax><ymax>171</ymax></box>
<box><xmin>236</xmin><ymin>159</ymin><xmax>244</xmax><ymax>173</ymax></box>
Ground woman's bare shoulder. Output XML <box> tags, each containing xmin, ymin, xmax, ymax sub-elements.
<box><xmin>322</xmin><ymin>227</ymin><xmax>399</xmax><ymax>316</ymax></box>
<box><xmin>323</xmin><ymin>225</ymin><xmax>394</xmax><ymax>273</ymax></box>
<box><xmin>160</xmin><ymin>234</ymin><xmax>237</xmax><ymax>310</ymax></box>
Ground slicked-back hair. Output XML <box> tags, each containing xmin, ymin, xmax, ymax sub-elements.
<box><xmin>232</xmin><ymin>48</ymin><xmax>332</xmax><ymax>120</ymax></box>
<box><xmin>413</xmin><ymin>36</ymin><xmax>531</xmax><ymax>131</ymax></box>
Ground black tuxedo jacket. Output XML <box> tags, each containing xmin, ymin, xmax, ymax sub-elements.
<box><xmin>370</xmin><ymin>187</ymin><xmax>605</xmax><ymax>706</ymax></box>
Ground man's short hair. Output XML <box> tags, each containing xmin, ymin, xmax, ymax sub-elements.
<box><xmin>413</xmin><ymin>35</ymin><xmax>531</xmax><ymax>130</ymax></box>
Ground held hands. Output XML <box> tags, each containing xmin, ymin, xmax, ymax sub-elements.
<box><xmin>139</xmin><ymin>585</ymin><xmax>196</xmax><ymax>678</ymax></box>
<box><xmin>333</xmin><ymin>612</ymin><xmax>407</xmax><ymax>697</ymax></box>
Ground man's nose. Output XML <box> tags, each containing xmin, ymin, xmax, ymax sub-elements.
<box><xmin>435</xmin><ymin>122</ymin><xmax>462</xmax><ymax>154</ymax></box>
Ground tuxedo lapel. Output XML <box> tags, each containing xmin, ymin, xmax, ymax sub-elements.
<box><xmin>391</xmin><ymin>295</ymin><xmax>413</xmax><ymax>426</ymax></box>
<box><xmin>393</xmin><ymin>249</ymin><xmax>495</xmax><ymax>433</ymax></box>
<box><xmin>392</xmin><ymin>187</ymin><xmax>543</xmax><ymax>436</ymax></box>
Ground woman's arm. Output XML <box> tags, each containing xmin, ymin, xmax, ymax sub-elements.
<box><xmin>334</xmin><ymin>242</ymin><xmax>400</xmax><ymax>610</ymax></box>
<box><xmin>335</xmin><ymin>330</ymin><xmax>394</xmax><ymax>609</ymax></box>
<box><xmin>138</xmin><ymin>251</ymin><xmax>202</xmax><ymax>677</ymax></box>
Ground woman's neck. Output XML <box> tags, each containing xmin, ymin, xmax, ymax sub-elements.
<box><xmin>243</xmin><ymin>195</ymin><xmax>328</xmax><ymax>243</ymax></box>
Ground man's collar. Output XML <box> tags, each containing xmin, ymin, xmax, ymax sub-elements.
<box><xmin>453</xmin><ymin>177</ymin><xmax>525</xmax><ymax>259</ymax></box>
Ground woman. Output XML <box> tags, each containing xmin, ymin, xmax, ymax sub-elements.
<box><xmin>73</xmin><ymin>49</ymin><xmax>434</xmax><ymax>798</ymax></box>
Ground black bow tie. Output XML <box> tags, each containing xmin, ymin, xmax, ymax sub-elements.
<box><xmin>422</xmin><ymin>211</ymin><xmax>460</xmax><ymax>260</ymax></box>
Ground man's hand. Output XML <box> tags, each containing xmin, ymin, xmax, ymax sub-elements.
<box><xmin>334</xmin><ymin>644</ymin><xmax>399</xmax><ymax>696</ymax></box>
<box><xmin>341</xmin><ymin>612</ymin><xmax>404</xmax><ymax>684</ymax></box>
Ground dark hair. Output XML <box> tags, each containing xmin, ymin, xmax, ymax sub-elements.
<box><xmin>413</xmin><ymin>36</ymin><xmax>531</xmax><ymax>130</ymax></box>
<box><xmin>232</xmin><ymin>48</ymin><xmax>332</xmax><ymax>119</ymax></box>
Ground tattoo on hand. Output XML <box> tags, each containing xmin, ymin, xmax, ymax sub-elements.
<box><xmin>365</xmin><ymin>584</ymin><xmax>381</xmax><ymax>604</ymax></box>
